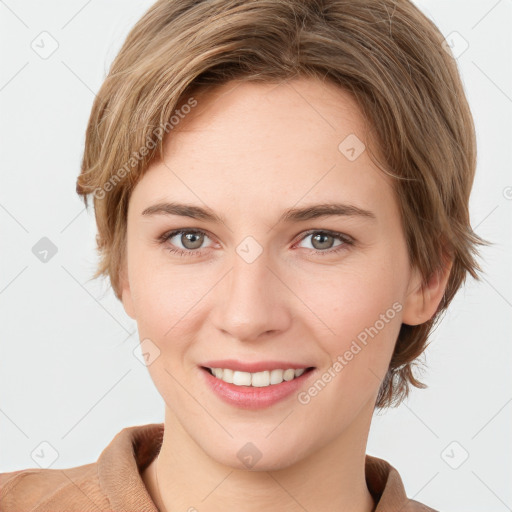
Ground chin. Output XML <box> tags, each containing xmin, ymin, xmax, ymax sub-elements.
<box><xmin>199</xmin><ymin>434</ymin><xmax>313</xmax><ymax>472</ymax></box>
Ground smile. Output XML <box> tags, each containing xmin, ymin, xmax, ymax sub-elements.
<box><xmin>200</xmin><ymin>363</ymin><xmax>316</xmax><ymax>410</ymax></box>
<box><xmin>205</xmin><ymin>367</ymin><xmax>310</xmax><ymax>387</ymax></box>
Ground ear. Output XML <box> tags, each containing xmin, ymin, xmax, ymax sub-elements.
<box><xmin>119</xmin><ymin>260</ymin><xmax>136</xmax><ymax>320</ymax></box>
<box><xmin>401</xmin><ymin>259</ymin><xmax>453</xmax><ymax>326</ymax></box>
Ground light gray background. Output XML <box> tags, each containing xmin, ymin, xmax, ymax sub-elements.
<box><xmin>0</xmin><ymin>1</ymin><xmax>510</xmax><ymax>511</ymax></box>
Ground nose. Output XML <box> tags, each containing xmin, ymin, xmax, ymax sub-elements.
<box><xmin>211</xmin><ymin>247</ymin><xmax>292</xmax><ymax>343</ymax></box>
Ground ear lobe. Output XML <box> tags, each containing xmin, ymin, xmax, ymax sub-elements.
<box><xmin>119</xmin><ymin>262</ymin><xmax>136</xmax><ymax>320</ymax></box>
<box><xmin>401</xmin><ymin>260</ymin><xmax>453</xmax><ymax>326</ymax></box>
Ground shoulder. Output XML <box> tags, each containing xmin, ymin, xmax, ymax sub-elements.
<box><xmin>0</xmin><ymin>462</ymin><xmax>111</xmax><ymax>511</ymax></box>
<box><xmin>400</xmin><ymin>498</ymin><xmax>440</xmax><ymax>511</ymax></box>
<box><xmin>0</xmin><ymin>423</ymin><xmax>163</xmax><ymax>512</ymax></box>
<box><xmin>365</xmin><ymin>454</ymin><xmax>440</xmax><ymax>511</ymax></box>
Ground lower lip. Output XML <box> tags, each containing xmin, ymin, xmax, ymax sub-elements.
<box><xmin>200</xmin><ymin>367</ymin><xmax>315</xmax><ymax>410</ymax></box>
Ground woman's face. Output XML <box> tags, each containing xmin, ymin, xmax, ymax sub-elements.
<box><xmin>121</xmin><ymin>77</ymin><xmax>423</xmax><ymax>470</ymax></box>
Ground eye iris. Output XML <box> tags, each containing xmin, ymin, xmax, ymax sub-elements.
<box><xmin>311</xmin><ymin>233</ymin><xmax>333</xmax><ymax>250</ymax></box>
<box><xmin>182</xmin><ymin>232</ymin><xmax>203</xmax><ymax>250</ymax></box>
<box><xmin>172</xmin><ymin>231</ymin><xmax>342</xmax><ymax>252</ymax></box>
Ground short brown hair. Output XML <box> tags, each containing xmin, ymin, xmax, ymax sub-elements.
<box><xmin>76</xmin><ymin>0</ymin><xmax>486</xmax><ymax>408</ymax></box>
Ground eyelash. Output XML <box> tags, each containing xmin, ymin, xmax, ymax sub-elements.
<box><xmin>157</xmin><ymin>228</ymin><xmax>354</xmax><ymax>258</ymax></box>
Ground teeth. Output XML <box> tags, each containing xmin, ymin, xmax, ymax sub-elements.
<box><xmin>270</xmin><ymin>369</ymin><xmax>283</xmax><ymax>385</ymax></box>
<box><xmin>222</xmin><ymin>368</ymin><xmax>234</xmax><ymax>384</ymax></box>
<box><xmin>232</xmin><ymin>370</ymin><xmax>252</xmax><ymax>386</ymax></box>
<box><xmin>251</xmin><ymin>371</ymin><xmax>270</xmax><ymax>387</ymax></box>
<box><xmin>208</xmin><ymin>367</ymin><xmax>308</xmax><ymax>387</ymax></box>
<box><xmin>283</xmin><ymin>369</ymin><xmax>295</xmax><ymax>381</ymax></box>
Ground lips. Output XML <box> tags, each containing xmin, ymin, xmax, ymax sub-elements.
<box><xmin>199</xmin><ymin>359</ymin><xmax>316</xmax><ymax>409</ymax></box>
<box><xmin>201</xmin><ymin>359</ymin><xmax>311</xmax><ymax>373</ymax></box>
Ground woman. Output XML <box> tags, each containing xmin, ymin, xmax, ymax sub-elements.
<box><xmin>0</xmin><ymin>0</ymin><xmax>484</xmax><ymax>510</ymax></box>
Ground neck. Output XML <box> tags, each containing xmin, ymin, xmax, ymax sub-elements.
<box><xmin>144</xmin><ymin>403</ymin><xmax>376</xmax><ymax>512</ymax></box>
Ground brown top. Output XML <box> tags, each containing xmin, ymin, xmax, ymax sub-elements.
<box><xmin>0</xmin><ymin>423</ymin><xmax>438</xmax><ymax>511</ymax></box>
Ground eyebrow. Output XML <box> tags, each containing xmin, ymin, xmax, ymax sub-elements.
<box><xmin>141</xmin><ymin>201</ymin><xmax>376</xmax><ymax>224</ymax></box>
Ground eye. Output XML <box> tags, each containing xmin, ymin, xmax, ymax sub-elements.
<box><xmin>158</xmin><ymin>228</ymin><xmax>353</xmax><ymax>257</ymax></box>
<box><xmin>159</xmin><ymin>229</ymin><xmax>213</xmax><ymax>257</ymax></box>
<box><xmin>295</xmin><ymin>230</ymin><xmax>353</xmax><ymax>255</ymax></box>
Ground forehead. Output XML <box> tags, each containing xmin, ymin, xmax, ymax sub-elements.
<box><xmin>171</xmin><ymin>77</ymin><xmax>369</xmax><ymax>159</ymax></box>
<box><xmin>131</xmin><ymin>77</ymin><xmax>396</xmax><ymax>223</ymax></box>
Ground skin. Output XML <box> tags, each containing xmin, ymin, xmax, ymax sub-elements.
<box><xmin>120</xmin><ymin>77</ymin><xmax>450</xmax><ymax>511</ymax></box>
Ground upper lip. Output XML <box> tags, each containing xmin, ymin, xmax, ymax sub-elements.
<box><xmin>201</xmin><ymin>359</ymin><xmax>313</xmax><ymax>373</ymax></box>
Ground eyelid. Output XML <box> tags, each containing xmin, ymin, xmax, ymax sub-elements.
<box><xmin>292</xmin><ymin>228</ymin><xmax>354</xmax><ymax>246</ymax></box>
<box><xmin>158</xmin><ymin>227</ymin><xmax>354</xmax><ymax>256</ymax></box>
<box><xmin>158</xmin><ymin>228</ymin><xmax>216</xmax><ymax>248</ymax></box>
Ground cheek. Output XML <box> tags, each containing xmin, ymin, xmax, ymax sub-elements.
<box><xmin>127</xmin><ymin>253</ymin><xmax>206</xmax><ymax>399</ymax></box>
<box><xmin>131</xmin><ymin>275</ymin><xmax>194</xmax><ymax>342</ymax></box>
<box><xmin>293</xmin><ymin>269</ymin><xmax>404</xmax><ymax>419</ymax></box>
<box><xmin>295</xmin><ymin>254</ymin><xmax>406</xmax><ymax>377</ymax></box>
<box><xmin>302</xmin><ymin>258</ymin><xmax>404</xmax><ymax>333</ymax></box>
<box><xmin>128</xmin><ymin>244</ymin><xmax>178</xmax><ymax>336</ymax></box>
<box><xmin>127</xmin><ymin>244</ymin><xmax>218</xmax><ymax>350</ymax></box>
